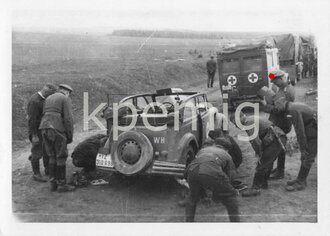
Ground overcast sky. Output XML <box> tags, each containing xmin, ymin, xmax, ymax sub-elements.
<box><xmin>11</xmin><ymin>0</ymin><xmax>329</xmax><ymax>34</ymax></box>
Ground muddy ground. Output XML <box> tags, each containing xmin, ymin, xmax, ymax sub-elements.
<box><xmin>12</xmin><ymin>77</ymin><xmax>317</xmax><ymax>222</ymax></box>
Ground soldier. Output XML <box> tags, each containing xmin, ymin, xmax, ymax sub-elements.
<box><xmin>185</xmin><ymin>137</ymin><xmax>240</xmax><ymax>222</ymax></box>
<box><xmin>260</xmin><ymin>70</ymin><xmax>295</xmax><ymax>180</ymax></box>
<box><xmin>230</xmin><ymin>112</ymin><xmax>287</xmax><ymax>197</ymax></box>
<box><xmin>275</xmin><ymin>98</ymin><xmax>317</xmax><ymax>191</ymax></box>
<box><xmin>208</xmin><ymin>128</ymin><xmax>243</xmax><ymax>169</ymax></box>
<box><xmin>27</xmin><ymin>84</ymin><xmax>57</xmax><ymax>182</ymax></box>
<box><xmin>39</xmin><ymin>84</ymin><xmax>75</xmax><ymax>192</ymax></box>
<box><xmin>206</xmin><ymin>55</ymin><xmax>217</xmax><ymax>88</ymax></box>
<box><xmin>296</xmin><ymin>61</ymin><xmax>303</xmax><ymax>81</ymax></box>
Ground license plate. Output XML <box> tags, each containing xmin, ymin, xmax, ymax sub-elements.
<box><xmin>96</xmin><ymin>153</ymin><xmax>113</xmax><ymax>168</ymax></box>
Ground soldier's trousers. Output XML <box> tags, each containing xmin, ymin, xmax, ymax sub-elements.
<box><xmin>301</xmin><ymin>124</ymin><xmax>317</xmax><ymax>169</ymax></box>
<box><xmin>207</xmin><ymin>71</ymin><xmax>215</xmax><ymax>88</ymax></box>
<box><xmin>256</xmin><ymin>135</ymin><xmax>287</xmax><ymax>176</ymax></box>
<box><xmin>29</xmin><ymin>131</ymin><xmax>49</xmax><ymax>169</ymax></box>
<box><xmin>41</xmin><ymin>128</ymin><xmax>68</xmax><ymax>167</ymax></box>
<box><xmin>186</xmin><ymin>166</ymin><xmax>239</xmax><ymax>222</ymax></box>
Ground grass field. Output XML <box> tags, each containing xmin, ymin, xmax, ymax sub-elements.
<box><xmin>12</xmin><ymin>32</ymin><xmax>221</xmax><ymax>141</ymax></box>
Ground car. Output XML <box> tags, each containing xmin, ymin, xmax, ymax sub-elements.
<box><xmin>96</xmin><ymin>88</ymin><xmax>223</xmax><ymax>177</ymax></box>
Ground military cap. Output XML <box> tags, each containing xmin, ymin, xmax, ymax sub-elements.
<box><xmin>59</xmin><ymin>84</ymin><xmax>73</xmax><ymax>93</ymax></box>
<box><xmin>214</xmin><ymin>137</ymin><xmax>232</xmax><ymax>150</ymax></box>
<box><xmin>208</xmin><ymin>128</ymin><xmax>222</xmax><ymax>140</ymax></box>
<box><xmin>269</xmin><ymin>70</ymin><xmax>286</xmax><ymax>81</ymax></box>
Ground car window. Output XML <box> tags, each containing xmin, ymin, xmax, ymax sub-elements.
<box><xmin>196</xmin><ymin>95</ymin><xmax>207</xmax><ymax>112</ymax></box>
<box><xmin>136</xmin><ymin>96</ymin><xmax>149</xmax><ymax>110</ymax></box>
<box><xmin>183</xmin><ymin>98</ymin><xmax>196</xmax><ymax>122</ymax></box>
<box><xmin>222</xmin><ymin>58</ymin><xmax>240</xmax><ymax>73</ymax></box>
<box><xmin>243</xmin><ymin>56</ymin><xmax>262</xmax><ymax>72</ymax></box>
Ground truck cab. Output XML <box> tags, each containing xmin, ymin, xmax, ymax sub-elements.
<box><xmin>217</xmin><ymin>44</ymin><xmax>279</xmax><ymax>108</ymax></box>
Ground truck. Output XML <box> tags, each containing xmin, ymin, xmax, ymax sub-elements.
<box><xmin>217</xmin><ymin>43</ymin><xmax>280</xmax><ymax>108</ymax></box>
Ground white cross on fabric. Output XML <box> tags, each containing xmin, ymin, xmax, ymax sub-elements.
<box><xmin>227</xmin><ymin>75</ymin><xmax>237</xmax><ymax>85</ymax></box>
<box><xmin>248</xmin><ymin>73</ymin><xmax>258</xmax><ymax>83</ymax></box>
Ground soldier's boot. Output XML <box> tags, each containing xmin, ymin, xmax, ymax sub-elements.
<box><xmin>261</xmin><ymin>170</ymin><xmax>272</xmax><ymax>189</ymax></box>
<box><xmin>241</xmin><ymin>173</ymin><xmax>262</xmax><ymax>197</ymax></box>
<box><xmin>185</xmin><ymin>201</ymin><xmax>197</xmax><ymax>222</ymax></box>
<box><xmin>49</xmin><ymin>163</ymin><xmax>57</xmax><ymax>192</ymax></box>
<box><xmin>43</xmin><ymin>156</ymin><xmax>49</xmax><ymax>176</ymax></box>
<box><xmin>286</xmin><ymin>166</ymin><xmax>310</xmax><ymax>192</ymax></box>
<box><xmin>56</xmin><ymin>165</ymin><xmax>75</xmax><ymax>193</ymax></box>
<box><xmin>223</xmin><ymin>196</ymin><xmax>240</xmax><ymax>222</ymax></box>
<box><xmin>178</xmin><ymin>197</ymin><xmax>189</xmax><ymax>207</ymax></box>
<box><xmin>31</xmin><ymin>161</ymin><xmax>48</xmax><ymax>182</ymax></box>
<box><xmin>270</xmin><ymin>152</ymin><xmax>286</xmax><ymax>180</ymax></box>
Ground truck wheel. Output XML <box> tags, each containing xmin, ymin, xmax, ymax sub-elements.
<box><xmin>111</xmin><ymin>131</ymin><xmax>153</xmax><ymax>176</ymax></box>
<box><xmin>183</xmin><ymin>145</ymin><xmax>196</xmax><ymax>167</ymax></box>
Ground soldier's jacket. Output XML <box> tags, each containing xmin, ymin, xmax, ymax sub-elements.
<box><xmin>265</xmin><ymin>84</ymin><xmax>295</xmax><ymax>113</ymax></box>
<box><xmin>265</xmin><ymin>84</ymin><xmax>295</xmax><ymax>133</ymax></box>
<box><xmin>27</xmin><ymin>92</ymin><xmax>45</xmax><ymax>137</ymax></box>
<box><xmin>201</xmin><ymin>137</ymin><xmax>242</xmax><ymax>168</ymax></box>
<box><xmin>243</xmin><ymin>116</ymin><xmax>285</xmax><ymax>155</ymax></box>
<box><xmin>186</xmin><ymin>146</ymin><xmax>236</xmax><ymax>181</ymax></box>
<box><xmin>286</xmin><ymin>102</ymin><xmax>317</xmax><ymax>152</ymax></box>
<box><xmin>39</xmin><ymin>92</ymin><xmax>73</xmax><ymax>142</ymax></box>
<box><xmin>206</xmin><ymin>59</ymin><xmax>217</xmax><ymax>73</ymax></box>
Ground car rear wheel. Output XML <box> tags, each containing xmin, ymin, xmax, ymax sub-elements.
<box><xmin>111</xmin><ymin>131</ymin><xmax>153</xmax><ymax>176</ymax></box>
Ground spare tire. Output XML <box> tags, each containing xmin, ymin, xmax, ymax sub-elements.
<box><xmin>111</xmin><ymin>131</ymin><xmax>153</xmax><ymax>176</ymax></box>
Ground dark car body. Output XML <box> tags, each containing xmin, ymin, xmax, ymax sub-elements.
<box><xmin>96</xmin><ymin>88</ymin><xmax>222</xmax><ymax>177</ymax></box>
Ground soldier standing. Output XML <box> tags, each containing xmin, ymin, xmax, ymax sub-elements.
<box><xmin>260</xmin><ymin>70</ymin><xmax>295</xmax><ymax>180</ymax></box>
<box><xmin>39</xmin><ymin>84</ymin><xmax>75</xmax><ymax>192</ymax></box>
<box><xmin>27</xmin><ymin>84</ymin><xmax>56</xmax><ymax>182</ymax></box>
<box><xmin>206</xmin><ymin>56</ymin><xmax>217</xmax><ymax>88</ymax></box>
<box><xmin>230</xmin><ymin>113</ymin><xmax>287</xmax><ymax>197</ymax></box>
<box><xmin>184</xmin><ymin>137</ymin><xmax>240</xmax><ymax>222</ymax></box>
<box><xmin>296</xmin><ymin>61</ymin><xmax>303</xmax><ymax>81</ymax></box>
<box><xmin>275</xmin><ymin>98</ymin><xmax>317</xmax><ymax>191</ymax></box>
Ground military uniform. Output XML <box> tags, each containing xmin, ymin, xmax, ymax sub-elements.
<box><xmin>185</xmin><ymin>141</ymin><xmax>240</xmax><ymax>222</ymax></box>
<box><xmin>208</xmin><ymin>129</ymin><xmax>243</xmax><ymax>168</ymax></box>
<box><xmin>238</xmin><ymin>116</ymin><xmax>287</xmax><ymax>196</ymax></box>
<box><xmin>206</xmin><ymin>57</ymin><xmax>217</xmax><ymax>88</ymax></box>
<box><xmin>39</xmin><ymin>87</ymin><xmax>74</xmax><ymax>192</ymax></box>
<box><xmin>275</xmin><ymin>100</ymin><xmax>317</xmax><ymax>191</ymax></box>
<box><xmin>27</xmin><ymin>92</ymin><xmax>49</xmax><ymax>181</ymax></box>
<box><xmin>262</xmin><ymin>70</ymin><xmax>295</xmax><ymax>180</ymax></box>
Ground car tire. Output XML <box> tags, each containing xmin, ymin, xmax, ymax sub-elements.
<box><xmin>183</xmin><ymin>144</ymin><xmax>196</xmax><ymax>167</ymax></box>
<box><xmin>111</xmin><ymin>131</ymin><xmax>153</xmax><ymax>176</ymax></box>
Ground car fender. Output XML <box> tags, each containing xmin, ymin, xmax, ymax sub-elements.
<box><xmin>176</xmin><ymin>133</ymin><xmax>198</xmax><ymax>164</ymax></box>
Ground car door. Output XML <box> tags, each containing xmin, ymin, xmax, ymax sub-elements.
<box><xmin>195</xmin><ymin>95</ymin><xmax>209</xmax><ymax>145</ymax></box>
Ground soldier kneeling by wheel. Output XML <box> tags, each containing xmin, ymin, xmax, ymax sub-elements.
<box><xmin>184</xmin><ymin>137</ymin><xmax>240</xmax><ymax>222</ymax></box>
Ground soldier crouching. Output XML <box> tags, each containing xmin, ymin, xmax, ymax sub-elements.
<box><xmin>230</xmin><ymin>112</ymin><xmax>287</xmax><ymax>197</ymax></box>
<box><xmin>185</xmin><ymin>137</ymin><xmax>240</xmax><ymax>222</ymax></box>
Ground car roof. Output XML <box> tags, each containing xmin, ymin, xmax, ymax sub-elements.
<box><xmin>119</xmin><ymin>89</ymin><xmax>205</xmax><ymax>103</ymax></box>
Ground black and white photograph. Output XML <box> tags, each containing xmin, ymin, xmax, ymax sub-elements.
<box><xmin>1</xmin><ymin>0</ymin><xmax>330</xmax><ymax>235</ymax></box>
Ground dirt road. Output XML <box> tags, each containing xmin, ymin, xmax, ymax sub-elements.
<box><xmin>12</xmin><ymin>78</ymin><xmax>317</xmax><ymax>222</ymax></box>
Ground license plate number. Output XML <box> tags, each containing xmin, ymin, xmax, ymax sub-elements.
<box><xmin>96</xmin><ymin>153</ymin><xmax>113</xmax><ymax>168</ymax></box>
